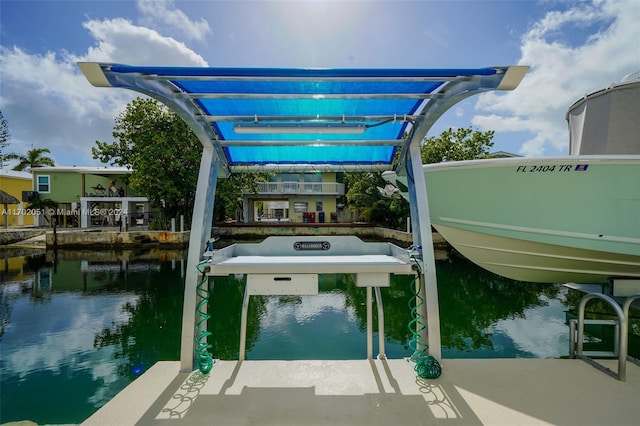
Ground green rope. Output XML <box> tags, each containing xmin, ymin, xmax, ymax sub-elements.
<box><xmin>195</xmin><ymin>260</ymin><xmax>213</xmax><ymax>374</ymax></box>
<box><xmin>408</xmin><ymin>255</ymin><xmax>442</xmax><ymax>379</ymax></box>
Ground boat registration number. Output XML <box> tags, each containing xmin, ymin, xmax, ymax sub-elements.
<box><xmin>516</xmin><ymin>164</ymin><xmax>589</xmax><ymax>173</ymax></box>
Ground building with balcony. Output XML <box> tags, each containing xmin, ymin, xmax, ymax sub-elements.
<box><xmin>242</xmin><ymin>172</ymin><xmax>345</xmax><ymax>223</ymax></box>
<box><xmin>30</xmin><ymin>166</ymin><xmax>151</xmax><ymax>228</ymax></box>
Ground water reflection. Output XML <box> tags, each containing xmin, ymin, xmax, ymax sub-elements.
<box><xmin>234</xmin><ymin>262</ymin><xmax>572</xmax><ymax>361</ymax></box>
<box><xmin>242</xmin><ymin>275</ymin><xmax>367</xmax><ymax>360</ymax></box>
<box><xmin>0</xmin><ymin>249</ymin><xmax>187</xmax><ymax>425</ymax></box>
<box><xmin>435</xmin><ymin>259</ymin><xmax>568</xmax><ymax>357</ymax></box>
<box><xmin>0</xmin><ymin>248</ymin><xmax>637</xmax><ymax>424</ymax></box>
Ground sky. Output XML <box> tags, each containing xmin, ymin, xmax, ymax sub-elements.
<box><xmin>0</xmin><ymin>0</ymin><xmax>638</xmax><ymax>167</ymax></box>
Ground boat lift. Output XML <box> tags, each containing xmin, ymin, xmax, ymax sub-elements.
<box><xmin>79</xmin><ymin>63</ymin><xmax>528</xmax><ymax>372</ymax></box>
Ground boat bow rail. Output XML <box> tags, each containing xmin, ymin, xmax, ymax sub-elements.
<box><xmin>78</xmin><ymin>62</ymin><xmax>528</xmax><ymax>371</ymax></box>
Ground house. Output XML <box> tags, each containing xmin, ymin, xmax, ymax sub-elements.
<box><xmin>30</xmin><ymin>166</ymin><xmax>150</xmax><ymax>228</ymax></box>
<box><xmin>489</xmin><ymin>150</ymin><xmax>522</xmax><ymax>158</ymax></box>
<box><xmin>0</xmin><ymin>169</ymin><xmax>34</xmax><ymax>227</ymax></box>
<box><xmin>242</xmin><ymin>172</ymin><xmax>346</xmax><ymax>223</ymax></box>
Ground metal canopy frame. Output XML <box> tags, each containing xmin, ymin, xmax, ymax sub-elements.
<box><xmin>79</xmin><ymin>63</ymin><xmax>528</xmax><ymax>371</ymax></box>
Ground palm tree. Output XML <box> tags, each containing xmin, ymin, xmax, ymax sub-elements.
<box><xmin>0</xmin><ymin>110</ymin><xmax>10</xmax><ymax>169</ymax></box>
<box><xmin>5</xmin><ymin>147</ymin><xmax>55</xmax><ymax>171</ymax></box>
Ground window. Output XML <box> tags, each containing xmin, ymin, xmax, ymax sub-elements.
<box><xmin>293</xmin><ymin>202</ymin><xmax>308</xmax><ymax>212</ymax></box>
<box><xmin>37</xmin><ymin>175</ymin><xmax>50</xmax><ymax>193</ymax></box>
<box><xmin>303</xmin><ymin>173</ymin><xmax>322</xmax><ymax>192</ymax></box>
<box><xmin>303</xmin><ymin>173</ymin><xmax>322</xmax><ymax>183</ymax></box>
<box><xmin>280</xmin><ymin>173</ymin><xmax>299</xmax><ymax>183</ymax></box>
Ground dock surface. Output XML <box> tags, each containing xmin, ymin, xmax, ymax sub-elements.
<box><xmin>83</xmin><ymin>358</ymin><xmax>639</xmax><ymax>425</ymax></box>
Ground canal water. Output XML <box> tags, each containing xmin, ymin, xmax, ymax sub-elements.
<box><xmin>0</xmin><ymin>247</ymin><xmax>637</xmax><ymax>424</ymax></box>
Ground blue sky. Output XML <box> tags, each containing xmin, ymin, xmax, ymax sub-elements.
<box><xmin>1</xmin><ymin>0</ymin><xmax>638</xmax><ymax>167</ymax></box>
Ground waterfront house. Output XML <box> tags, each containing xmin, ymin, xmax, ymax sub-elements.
<box><xmin>242</xmin><ymin>172</ymin><xmax>349</xmax><ymax>223</ymax></box>
<box><xmin>0</xmin><ymin>169</ymin><xmax>34</xmax><ymax>227</ymax></box>
<box><xmin>30</xmin><ymin>166</ymin><xmax>150</xmax><ymax>228</ymax></box>
<box><xmin>489</xmin><ymin>150</ymin><xmax>522</xmax><ymax>158</ymax></box>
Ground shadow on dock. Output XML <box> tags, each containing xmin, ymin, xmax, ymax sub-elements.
<box><xmin>84</xmin><ymin>358</ymin><xmax>639</xmax><ymax>425</ymax></box>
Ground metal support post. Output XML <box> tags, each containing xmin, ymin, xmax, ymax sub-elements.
<box><xmin>406</xmin><ymin>144</ymin><xmax>442</xmax><ymax>361</ymax></box>
<box><xmin>374</xmin><ymin>287</ymin><xmax>386</xmax><ymax>359</ymax></box>
<box><xmin>239</xmin><ymin>288</ymin><xmax>250</xmax><ymax>361</ymax></box>
<box><xmin>180</xmin><ymin>146</ymin><xmax>220</xmax><ymax>371</ymax></box>
<box><xmin>366</xmin><ymin>286</ymin><xmax>373</xmax><ymax>359</ymax></box>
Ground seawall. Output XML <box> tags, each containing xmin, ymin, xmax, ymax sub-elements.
<box><xmin>2</xmin><ymin>224</ymin><xmax>448</xmax><ymax>250</ymax></box>
<box><xmin>0</xmin><ymin>228</ymin><xmax>47</xmax><ymax>245</ymax></box>
<box><xmin>212</xmin><ymin>223</ymin><xmax>448</xmax><ymax>248</ymax></box>
<box><xmin>45</xmin><ymin>229</ymin><xmax>190</xmax><ymax>248</ymax></box>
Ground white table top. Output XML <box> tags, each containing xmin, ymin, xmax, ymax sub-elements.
<box><xmin>207</xmin><ymin>254</ymin><xmax>415</xmax><ymax>275</ymax></box>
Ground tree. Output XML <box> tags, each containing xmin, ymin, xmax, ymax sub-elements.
<box><xmin>420</xmin><ymin>127</ymin><xmax>494</xmax><ymax>164</ymax></box>
<box><xmin>93</xmin><ymin>98</ymin><xmax>202</xmax><ymax>227</ymax></box>
<box><xmin>214</xmin><ymin>174</ymin><xmax>265</xmax><ymax>223</ymax></box>
<box><xmin>0</xmin><ymin>111</ymin><xmax>9</xmax><ymax>169</ymax></box>
<box><xmin>344</xmin><ymin>172</ymin><xmax>385</xmax><ymax>214</ymax></box>
<box><xmin>5</xmin><ymin>147</ymin><xmax>55</xmax><ymax>171</ymax></box>
<box><xmin>343</xmin><ymin>127</ymin><xmax>495</xmax><ymax>229</ymax></box>
<box><xmin>93</xmin><ymin>97</ymin><xmax>265</xmax><ymax>227</ymax></box>
<box><xmin>343</xmin><ymin>172</ymin><xmax>409</xmax><ymax>229</ymax></box>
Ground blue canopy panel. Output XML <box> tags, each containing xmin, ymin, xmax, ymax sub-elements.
<box><xmin>78</xmin><ymin>64</ymin><xmax>528</xmax><ymax>173</ymax></box>
<box><xmin>225</xmin><ymin>145</ymin><xmax>396</xmax><ymax>165</ymax></box>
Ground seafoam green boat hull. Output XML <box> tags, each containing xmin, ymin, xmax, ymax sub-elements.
<box><xmin>421</xmin><ymin>156</ymin><xmax>640</xmax><ymax>283</ymax></box>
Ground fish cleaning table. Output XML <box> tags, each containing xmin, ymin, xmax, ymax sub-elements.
<box><xmin>80</xmin><ymin>62</ymin><xmax>528</xmax><ymax>370</ymax></box>
<box><xmin>204</xmin><ymin>236</ymin><xmax>418</xmax><ymax>360</ymax></box>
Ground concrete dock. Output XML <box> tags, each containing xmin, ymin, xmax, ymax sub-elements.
<box><xmin>83</xmin><ymin>358</ymin><xmax>639</xmax><ymax>425</ymax></box>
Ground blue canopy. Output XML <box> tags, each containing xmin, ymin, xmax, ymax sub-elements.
<box><xmin>78</xmin><ymin>62</ymin><xmax>528</xmax><ymax>370</ymax></box>
<box><xmin>79</xmin><ymin>63</ymin><xmax>527</xmax><ymax>174</ymax></box>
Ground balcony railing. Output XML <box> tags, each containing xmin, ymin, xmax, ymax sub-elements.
<box><xmin>255</xmin><ymin>182</ymin><xmax>345</xmax><ymax>195</ymax></box>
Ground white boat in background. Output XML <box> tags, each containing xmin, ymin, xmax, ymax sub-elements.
<box><xmin>567</xmin><ymin>71</ymin><xmax>640</xmax><ymax>155</ymax></box>
<box><xmin>385</xmin><ymin>74</ymin><xmax>640</xmax><ymax>284</ymax></box>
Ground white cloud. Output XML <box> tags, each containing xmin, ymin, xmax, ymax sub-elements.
<box><xmin>0</xmin><ymin>46</ymin><xmax>134</xmax><ymax>165</ymax></box>
<box><xmin>2</xmin><ymin>293</ymin><xmax>138</xmax><ymax>380</ymax></box>
<box><xmin>472</xmin><ymin>1</ymin><xmax>640</xmax><ymax>156</ymax></box>
<box><xmin>2</xmin><ymin>291</ymin><xmax>139</xmax><ymax>408</ymax></box>
<box><xmin>0</xmin><ymin>47</ymin><xmax>129</xmax><ymax>119</ymax></box>
<box><xmin>0</xmin><ymin>9</ymin><xmax>208</xmax><ymax>166</ymax></box>
<box><xmin>259</xmin><ymin>293</ymin><xmax>356</xmax><ymax>329</ymax></box>
<box><xmin>136</xmin><ymin>0</ymin><xmax>212</xmax><ymax>43</ymax></box>
<box><xmin>492</xmin><ymin>295</ymin><xmax>569</xmax><ymax>358</ymax></box>
<box><xmin>81</xmin><ymin>18</ymin><xmax>208</xmax><ymax>66</ymax></box>
<box><xmin>2</xmin><ymin>0</ymin><xmax>637</xmax><ymax>166</ymax></box>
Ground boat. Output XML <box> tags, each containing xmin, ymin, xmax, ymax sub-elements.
<box><xmin>567</xmin><ymin>71</ymin><xmax>640</xmax><ymax>156</ymax></box>
<box><xmin>421</xmin><ymin>155</ymin><xmax>639</xmax><ymax>283</ymax></box>
<box><xmin>384</xmin><ymin>75</ymin><xmax>640</xmax><ymax>284</ymax></box>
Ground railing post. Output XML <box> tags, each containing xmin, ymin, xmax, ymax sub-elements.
<box><xmin>576</xmin><ymin>293</ymin><xmax>628</xmax><ymax>381</ymax></box>
<box><xmin>569</xmin><ymin>319</ymin><xmax>576</xmax><ymax>358</ymax></box>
